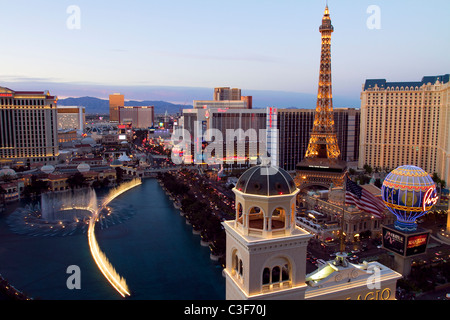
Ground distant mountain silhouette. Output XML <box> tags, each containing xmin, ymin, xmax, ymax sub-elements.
<box><xmin>58</xmin><ymin>96</ymin><xmax>192</xmax><ymax>115</ymax></box>
<box><xmin>1</xmin><ymin>80</ymin><xmax>360</xmax><ymax>112</ymax></box>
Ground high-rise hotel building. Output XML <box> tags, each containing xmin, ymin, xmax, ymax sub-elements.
<box><xmin>118</xmin><ymin>106</ymin><xmax>155</xmax><ymax>129</ymax></box>
<box><xmin>273</xmin><ymin>108</ymin><xmax>360</xmax><ymax>172</ymax></box>
<box><xmin>57</xmin><ymin>105</ymin><xmax>86</xmax><ymax>132</ymax></box>
<box><xmin>0</xmin><ymin>86</ymin><xmax>59</xmax><ymax>167</ymax></box>
<box><xmin>181</xmin><ymin>107</ymin><xmax>266</xmax><ymax>166</ymax></box>
<box><xmin>193</xmin><ymin>87</ymin><xmax>252</xmax><ymax>109</ymax></box>
<box><xmin>214</xmin><ymin>87</ymin><xmax>242</xmax><ymax>101</ymax></box>
<box><xmin>359</xmin><ymin>74</ymin><xmax>450</xmax><ymax>182</ymax></box>
<box><xmin>109</xmin><ymin>93</ymin><xmax>124</xmax><ymax>122</ymax></box>
<box><xmin>180</xmin><ymin>106</ymin><xmax>360</xmax><ymax>171</ymax></box>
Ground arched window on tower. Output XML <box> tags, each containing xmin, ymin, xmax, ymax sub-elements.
<box><xmin>272</xmin><ymin>266</ymin><xmax>280</xmax><ymax>283</ymax></box>
<box><xmin>239</xmin><ymin>260</ymin><xmax>243</xmax><ymax>276</ymax></box>
<box><xmin>262</xmin><ymin>268</ymin><xmax>270</xmax><ymax>285</ymax></box>
<box><xmin>282</xmin><ymin>264</ymin><xmax>289</xmax><ymax>281</ymax></box>
<box><xmin>262</xmin><ymin>259</ymin><xmax>291</xmax><ymax>292</ymax></box>
<box><xmin>236</xmin><ymin>203</ymin><xmax>243</xmax><ymax>225</ymax></box>
<box><xmin>232</xmin><ymin>250</ymin><xmax>244</xmax><ymax>282</ymax></box>
<box><xmin>248</xmin><ymin>206</ymin><xmax>264</xmax><ymax>229</ymax></box>
<box><xmin>272</xmin><ymin>207</ymin><xmax>286</xmax><ymax>230</ymax></box>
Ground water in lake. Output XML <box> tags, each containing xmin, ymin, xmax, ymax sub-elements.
<box><xmin>0</xmin><ymin>178</ymin><xmax>225</xmax><ymax>300</ymax></box>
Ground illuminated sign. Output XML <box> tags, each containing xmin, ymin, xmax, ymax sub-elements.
<box><xmin>405</xmin><ymin>233</ymin><xmax>429</xmax><ymax>257</ymax></box>
<box><xmin>269</xmin><ymin>107</ymin><xmax>273</xmax><ymax>128</ymax></box>
<box><xmin>118</xmin><ymin>134</ymin><xmax>127</xmax><ymax>140</ymax></box>
<box><xmin>0</xmin><ymin>93</ymin><xmax>13</xmax><ymax>97</ymax></box>
<box><xmin>422</xmin><ymin>187</ymin><xmax>438</xmax><ymax>211</ymax></box>
<box><xmin>382</xmin><ymin>225</ymin><xmax>430</xmax><ymax>257</ymax></box>
<box><xmin>347</xmin><ymin>288</ymin><xmax>392</xmax><ymax>300</ymax></box>
<box><xmin>382</xmin><ymin>227</ymin><xmax>405</xmax><ymax>255</ymax></box>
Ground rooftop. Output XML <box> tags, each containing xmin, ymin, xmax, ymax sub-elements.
<box><xmin>364</xmin><ymin>74</ymin><xmax>450</xmax><ymax>91</ymax></box>
<box><xmin>235</xmin><ymin>165</ymin><xmax>296</xmax><ymax>196</ymax></box>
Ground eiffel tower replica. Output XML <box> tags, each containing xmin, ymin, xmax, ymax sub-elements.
<box><xmin>295</xmin><ymin>5</ymin><xmax>347</xmax><ymax>192</ymax></box>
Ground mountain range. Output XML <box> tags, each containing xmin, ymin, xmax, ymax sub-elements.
<box><xmin>58</xmin><ymin>93</ymin><xmax>360</xmax><ymax>115</ymax></box>
<box><xmin>58</xmin><ymin>97</ymin><xmax>191</xmax><ymax>115</ymax></box>
<box><xmin>2</xmin><ymin>81</ymin><xmax>360</xmax><ymax>114</ymax></box>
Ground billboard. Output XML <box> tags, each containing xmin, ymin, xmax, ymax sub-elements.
<box><xmin>382</xmin><ymin>227</ymin><xmax>406</xmax><ymax>256</ymax></box>
<box><xmin>382</xmin><ymin>225</ymin><xmax>430</xmax><ymax>257</ymax></box>
<box><xmin>405</xmin><ymin>233</ymin><xmax>429</xmax><ymax>257</ymax></box>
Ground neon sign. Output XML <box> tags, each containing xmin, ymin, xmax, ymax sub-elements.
<box><xmin>347</xmin><ymin>288</ymin><xmax>392</xmax><ymax>300</ymax></box>
<box><xmin>422</xmin><ymin>187</ymin><xmax>438</xmax><ymax>211</ymax></box>
<box><xmin>407</xmin><ymin>234</ymin><xmax>427</xmax><ymax>249</ymax></box>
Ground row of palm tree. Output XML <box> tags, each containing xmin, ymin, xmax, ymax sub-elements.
<box><xmin>159</xmin><ymin>171</ymin><xmax>226</xmax><ymax>260</ymax></box>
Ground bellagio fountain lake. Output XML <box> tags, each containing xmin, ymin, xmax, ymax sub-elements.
<box><xmin>0</xmin><ymin>178</ymin><xmax>225</xmax><ymax>300</ymax></box>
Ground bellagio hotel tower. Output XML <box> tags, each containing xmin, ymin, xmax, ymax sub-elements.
<box><xmin>359</xmin><ymin>74</ymin><xmax>450</xmax><ymax>183</ymax></box>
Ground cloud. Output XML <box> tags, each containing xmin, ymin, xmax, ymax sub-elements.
<box><xmin>0</xmin><ymin>75</ymin><xmax>63</xmax><ymax>83</ymax></box>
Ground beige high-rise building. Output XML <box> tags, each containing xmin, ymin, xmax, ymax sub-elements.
<box><xmin>359</xmin><ymin>74</ymin><xmax>450</xmax><ymax>182</ymax></box>
<box><xmin>211</xmin><ymin>87</ymin><xmax>252</xmax><ymax>109</ymax></box>
<box><xmin>214</xmin><ymin>87</ymin><xmax>241</xmax><ymax>101</ymax></box>
<box><xmin>57</xmin><ymin>106</ymin><xmax>85</xmax><ymax>132</ymax></box>
<box><xmin>109</xmin><ymin>93</ymin><xmax>124</xmax><ymax>122</ymax></box>
<box><xmin>0</xmin><ymin>86</ymin><xmax>59</xmax><ymax>166</ymax></box>
<box><xmin>118</xmin><ymin>106</ymin><xmax>154</xmax><ymax>129</ymax></box>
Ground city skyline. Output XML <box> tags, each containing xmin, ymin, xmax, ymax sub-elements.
<box><xmin>0</xmin><ymin>1</ymin><xmax>449</xmax><ymax>107</ymax></box>
<box><xmin>1</xmin><ymin>2</ymin><xmax>450</xmax><ymax>304</ymax></box>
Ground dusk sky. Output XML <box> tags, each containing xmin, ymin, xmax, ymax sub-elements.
<box><xmin>0</xmin><ymin>0</ymin><xmax>449</xmax><ymax>108</ymax></box>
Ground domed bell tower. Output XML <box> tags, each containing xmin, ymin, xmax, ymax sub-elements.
<box><xmin>223</xmin><ymin>165</ymin><xmax>312</xmax><ymax>300</ymax></box>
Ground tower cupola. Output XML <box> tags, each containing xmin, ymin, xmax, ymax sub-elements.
<box><xmin>233</xmin><ymin>165</ymin><xmax>299</xmax><ymax>238</ymax></box>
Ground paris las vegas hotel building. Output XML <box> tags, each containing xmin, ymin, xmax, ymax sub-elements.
<box><xmin>360</xmin><ymin>74</ymin><xmax>450</xmax><ymax>182</ymax></box>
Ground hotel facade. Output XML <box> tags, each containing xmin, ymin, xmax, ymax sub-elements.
<box><xmin>0</xmin><ymin>86</ymin><xmax>59</xmax><ymax>167</ymax></box>
<box><xmin>193</xmin><ymin>87</ymin><xmax>253</xmax><ymax>110</ymax></box>
<box><xmin>179</xmin><ymin>106</ymin><xmax>360</xmax><ymax>171</ymax></box>
<box><xmin>57</xmin><ymin>105</ymin><xmax>86</xmax><ymax>132</ymax></box>
<box><xmin>109</xmin><ymin>93</ymin><xmax>124</xmax><ymax>122</ymax></box>
<box><xmin>180</xmin><ymin>107</ymin><xmax>266</xmax><ymax>166</ymax></box>
<box><xmin>359</xmin><ymin>74</ymin><xmax>450</xmax><ymax>182</ymax></box>
<box><xmin>118</xmin><ymin>106</ymin><xmax>155</xmax><ymax>129</ymax></box>
<box><xmin>274</xmin><ymin>108</ymin><xmax>360</xmax><ymax>172</ymax></box>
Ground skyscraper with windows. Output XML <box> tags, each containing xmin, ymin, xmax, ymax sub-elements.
<box><xmin>214</xmin><ymin>87</ymin><xmax>241</xmax><ymax>101</ymax></box>
<box><xmin>0</xmin><ymin>86</ymin><xmax>59</xmax><ymax>167</ymax></box>
<box><xmin>359</xmin><ymin>74</ymin><xmax>450</xmax><ymax>182</ymax></box>
<box><xmin>57</xmin><ymin>105</ymin><xmax>85</xmax><ymax>132</ymax></box>
<box><xmin>181</xmin><ymin>107</ymin><xmax>266</xmax><ymax>166</ymax></box>
<box><xmin>193</xmin><ymin>87</ymin><xmax>252</xmax><ymax>109</ymax></box>
<box><xmin>109</xmin><ymin>93</ymin><xmax>124</xmax><ymax>122</ymax></box>
<box><xmin>118</xmin><ymin>106</ymin><xmax>154</xmax><ymax>129</ymax></box>
<box><xmin>274</xmin><ymin>108</ymin><xmax>359</xmax><ymax>172</ymax></box>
